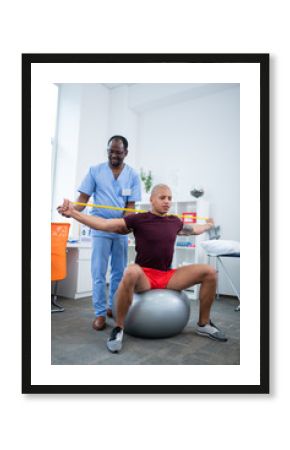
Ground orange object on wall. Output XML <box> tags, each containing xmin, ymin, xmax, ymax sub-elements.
<box><xmin>51</xmin><ymin>223</ymin><xmax>70</xmax><ymax>281</ymax></box>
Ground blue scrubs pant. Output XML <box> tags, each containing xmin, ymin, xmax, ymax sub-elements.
<box><xmin>91</xmin><ymin>235</ymin><xmax>128</xmax><ymax>317</ymax></box>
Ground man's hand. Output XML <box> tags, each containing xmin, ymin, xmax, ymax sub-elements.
<box><xmin>57</xmin><ymin>199</ymin><xmax>75</xmax><ymax>218</ymax></box>
<box><xmin>206</xmin><ymin>218</ymin><xmax>214</xmax><ymax>229</ymax></box>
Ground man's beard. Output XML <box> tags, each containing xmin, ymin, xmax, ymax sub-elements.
<box><xmin>109</xmin><ymin>157</ymin><xmax>122</xmax><ymax>167</ymax></box>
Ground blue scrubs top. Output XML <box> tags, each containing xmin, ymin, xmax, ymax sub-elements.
<box><xmin>78</xmin><ymin>162</ymin><xmax>141</xmax><ymax>238</ymax></box>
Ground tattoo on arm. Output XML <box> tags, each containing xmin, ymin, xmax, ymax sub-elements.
<box><xmin>179</xmin><ymin>224</ymin><xmax>195</xmax><ymax>236</ymax></box>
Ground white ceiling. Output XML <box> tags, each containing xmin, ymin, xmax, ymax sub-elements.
<box><xmin>102</xmin><ymin>83</ymin><xmax>136</xmax><ymax>90</ymax></box>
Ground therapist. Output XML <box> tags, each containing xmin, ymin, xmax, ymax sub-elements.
<box><xmin>72</xmin><ymin>136</ymin><xmax>141</xmax><ymax>331</ymax></box>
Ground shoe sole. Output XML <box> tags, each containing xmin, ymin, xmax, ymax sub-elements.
<box><xmin>196</xmin><ymin>330</ymin><xmax>228</xmax><ymax>342</ymax></box>
<box><xmin>107</xmin><ymin>341</ymin><xmax>122</xmax><ymax>353</ymax></box>
<box><xmin>92</xmin><ymin>323</ymin><xmax>106</xmax><ymax>331</ymax></box>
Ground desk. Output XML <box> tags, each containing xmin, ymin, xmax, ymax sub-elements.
<box><xmin>57</xmin><ymin>241</ymin><xmax>92</xmax><ymax>299</ymax></box>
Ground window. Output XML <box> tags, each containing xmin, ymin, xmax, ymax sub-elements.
<box><xmin>49</xmin><ymin>84</ymin><xmax>59</xmax><ymax>217</ymax></box>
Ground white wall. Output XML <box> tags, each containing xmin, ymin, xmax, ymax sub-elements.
<box><xmin>52</xmin><ymin>84</ymin><xmax>82</xmax><ymax>220</ymax></box>
<box><xmin>108</xmin><ymin>85</ymin><xmax>139</xmax><ymax>168</ymax></box>
<box><xmin>76</xmin><ymin>84</ymin><xmax>110</xmax><ymax>187</ymax></box>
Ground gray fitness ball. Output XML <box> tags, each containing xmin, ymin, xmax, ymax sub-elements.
<box><xmin>114</xmin><ymin>289</ymin><xmax>190</xmax><ymax>338</ymax></box>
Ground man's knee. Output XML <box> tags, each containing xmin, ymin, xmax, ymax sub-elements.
<box><xmin>204</xmin><ymin>265</ymin><xmax>217</xmax><ymax>282</ymax></box>
<box><xmin>123</xmin><ymin>264</ymin><xmax>142</xmax><ymax>287</ymax></box>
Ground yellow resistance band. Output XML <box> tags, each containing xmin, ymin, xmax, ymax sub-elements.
<box><xmin>72</xmin><ymin>201</ymin><xmax>209</xmax><ymax>221</ymax></box>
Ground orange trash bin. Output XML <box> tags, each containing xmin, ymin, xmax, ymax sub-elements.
<box><xmin>51</xmin><ymin>222</ymin><xmax>70</xmax><ymax>281</ymax></box>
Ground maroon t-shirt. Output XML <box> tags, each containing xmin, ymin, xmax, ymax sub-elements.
<box><xmin>124</xmin><ymin>212</ymin><xmax>183</xmax><ymax>271</ymax></box>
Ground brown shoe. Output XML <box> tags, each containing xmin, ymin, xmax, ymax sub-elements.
<box><xmin>107</xmin><ymin>308</ymin><xmax>113</xmax><ymax>318</ymax></box>
<box><xmin>92</xmin><ymin>316</ymin><xmax>106</xmax><ymax>331</ymax></box>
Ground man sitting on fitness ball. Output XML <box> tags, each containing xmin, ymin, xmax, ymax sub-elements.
<box><xmin>58</xmin><ymin>184</ymin><xmax>227</xmax><ymax>353</ymax></box>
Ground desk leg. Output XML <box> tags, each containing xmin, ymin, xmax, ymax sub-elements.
<box><xmin>217</xmin><ymin>257</ymin><xmax>240</xmax><ymax>311</ymax></box>
<box><xmin>51</xmin><ymin>281</ymin><xmax>64</xmax><ymax>313</ymax></box>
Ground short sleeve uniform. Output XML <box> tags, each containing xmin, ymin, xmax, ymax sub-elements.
<box><xmin>78</xmin><ymin>163</ymin><xmax>141</xmax><ymax>238</ymax></box>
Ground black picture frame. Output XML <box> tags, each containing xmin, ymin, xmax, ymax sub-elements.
<box><xmin>22</xmin><ymin>53</ymin><xmax>269</xmax><ymax>394</ymax></box>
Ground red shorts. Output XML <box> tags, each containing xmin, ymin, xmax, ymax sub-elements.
<box><xmin>142</xmin><ymin>267</ymin><xmax>176</xmax><ymax>289</ymax></box>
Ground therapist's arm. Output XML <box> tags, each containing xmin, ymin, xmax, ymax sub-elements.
<box><xmin>74</xmin><ymin>192</ymin><xmax>90</xmax><ymax>211</ymax></box>
<box><xmin>124</xmin><ymin>201</ymin><xmax>136</xmax><ymax>216</ymax></box>
<box><xmin>58</xmin><ymin>199</ymin><xmax>129</xmax><ymax>234</ymax></box>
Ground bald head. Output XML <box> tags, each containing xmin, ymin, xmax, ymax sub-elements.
<box><xmin>150</xmin><ymin>184</ymin><xmax>172</xmax><ymax>198</ymax></box>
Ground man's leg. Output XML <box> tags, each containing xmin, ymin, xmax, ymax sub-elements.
<box><xmin>115</xmin><ymin>264</ymin><xmax>151</xmax><ymax>328</ymax></box>
<box><xmin>109</xmin><ymin>236</ymin><xmax>128</xmax><ymax>314</ymax></box>
<box><xmin>91</xmin><ymin>236</ymin><xmax>111</xmax><ymax>329</ymax></box>
<box><xmin>107</xmin><ymin>264</ymin><xmax>150</xmax><ymax>352</ymax></box>
<box><xmin>166</xmin><ymin>264</ymin><xmax>227</xmax><ymax>341</ymax></box>
<box><xmin>166</xmin><ymin>264</ymin><xmax>216</xmax><ymax>324</ymax></box>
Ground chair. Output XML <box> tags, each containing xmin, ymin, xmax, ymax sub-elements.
<box><xmin>202</xmin><ymin>226</ymin><xmax>240</xmax><ymax>311</ymax></box>
<box><xmin>51</xmin><ymin>222</ymin><xmax>70</xmax><ymax>313</ymax></box>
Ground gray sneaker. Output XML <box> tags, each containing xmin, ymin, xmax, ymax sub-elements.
<box><xmin>107</xmin><ymin>326</ymin><xmax>124</xmax><ymax>353</ymax></box>
<box><xmin>195</xmin><ymin>320</ymin><xmax>228</xmax><ymax>342</ymax></box>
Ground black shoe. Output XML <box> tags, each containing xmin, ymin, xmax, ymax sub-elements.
<box><xmin>106</xmin><ymin>327</ymin><xmax>124</xmax><ymax>353</ymax></box>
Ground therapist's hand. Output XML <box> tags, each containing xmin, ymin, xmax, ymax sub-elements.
<box><xmin>57</xmin><ymin>199</ymin><xmax>75</xmax><ymax>218</ymax></box>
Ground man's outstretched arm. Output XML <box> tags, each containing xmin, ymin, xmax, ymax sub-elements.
<box><xmin>178</xmin><ymin>218</ymin><xmax>214</xmax><ymax>236</ymax></box>
<box><xmin>58</xmin><ymin>199</ymin><xmax>130</xmax><ymax>234</ymax></box>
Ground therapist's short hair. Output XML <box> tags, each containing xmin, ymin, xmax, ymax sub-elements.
<box><xmin>108</xmin><ymin>135</ymin><xmax>128</xmax><ymax>150</ymax></box>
